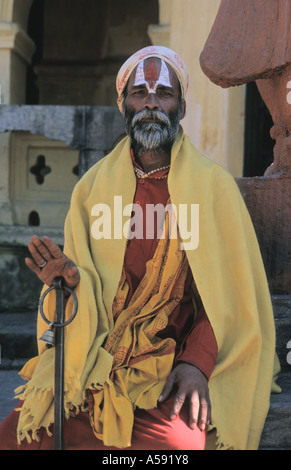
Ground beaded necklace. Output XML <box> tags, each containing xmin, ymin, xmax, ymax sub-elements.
<box><xmin>134</xmin><ymin>164</ymin><xmax>170</xmax><ymax>180</ymax></box>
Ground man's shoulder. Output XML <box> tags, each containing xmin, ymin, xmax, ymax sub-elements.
<box><xmin>78</xmin><ymin>137</ymin><xmax>129</xmax><ymax>184</ymax></box>
<box><xmin>182</xmin><ymin>134</ymin><xmax>235</xmax><ymax>183</ymax></box>
<box><xmin>71</xmin><ymin>136</ymin><xmax>130</xmax><ymax>202</ymax></box>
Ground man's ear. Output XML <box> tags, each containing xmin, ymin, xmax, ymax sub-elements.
<box><xmin>180</xmin><ymin>99</ymin><xmax>186</xmax><ymax>120</ymax></box>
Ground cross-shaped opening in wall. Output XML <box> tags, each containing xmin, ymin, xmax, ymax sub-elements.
<box><xmin>29</xmin><ymin>155</ymin><xmax>52</xmax><ymax>184</ymax></box>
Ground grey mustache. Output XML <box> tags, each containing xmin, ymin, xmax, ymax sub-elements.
<box><xmin>131</xmin><ymin>110</ymin><xmax>171</xmax><ymax>127</ymax></box>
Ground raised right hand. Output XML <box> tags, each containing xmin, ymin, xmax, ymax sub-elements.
<box><xmin>25</xmin><ymin>235</ymin><xmax>80</xmax><ymax>289</ymax></box>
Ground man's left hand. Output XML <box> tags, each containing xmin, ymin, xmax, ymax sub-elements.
<box><xmin>158</xmin><ymin>363</ymin><xmax>211</xmax><ymax>431</ymax></box>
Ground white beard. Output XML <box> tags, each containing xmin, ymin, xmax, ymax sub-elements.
<box><xmin>127</xmin><ymin>109</ymin><xmax>180</xmax><ymax>152</ymax></box>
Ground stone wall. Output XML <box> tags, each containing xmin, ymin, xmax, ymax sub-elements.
<box><xmin>0</xmin><ymin>105</ymin><xmax>125</xmax><ymax>312</ymax></box>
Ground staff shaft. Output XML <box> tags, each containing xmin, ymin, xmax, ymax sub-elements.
<box><xmin>53</xmin><ymin>277</ymin><xmax>65</xmax><ymax>450</ymax></box>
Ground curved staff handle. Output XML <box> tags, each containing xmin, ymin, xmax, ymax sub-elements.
<box><xmin>39</xmin><ymin>276</ymin><xmax>78</xmax><ymax>450</ymax></box>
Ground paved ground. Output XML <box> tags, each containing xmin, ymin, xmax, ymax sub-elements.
<box><xmin>0</xmin><ymin>312</ymin><xmax>37</xmax><ymax>424</ymax></box>
<box><xmin>0</xmin><ymin>370</ymin><xmax>25</xmax><ymax>423</ymax></box>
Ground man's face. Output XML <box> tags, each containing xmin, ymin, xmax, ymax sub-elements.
<box><xmin>123</xmin><ymin>58</ymin><xmax>186</xmax><ymax>153</ymax></box>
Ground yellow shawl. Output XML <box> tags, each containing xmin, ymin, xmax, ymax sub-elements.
<box><xmin>89</xmin><ymin>212</ymin><xmax>189</xmax><ymax>447</ymax></box>
<box><xmin>16</xmin><ymin>127</ymin><xmax>280</xmax><ymax>450</ymax></box>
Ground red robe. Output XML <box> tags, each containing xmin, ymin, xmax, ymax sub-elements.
<box><xmin>124</xmin><ymin>166</ymin><xmax>217</xmax><ymax>380</ymax></box>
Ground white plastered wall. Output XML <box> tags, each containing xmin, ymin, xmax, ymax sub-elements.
<box><xmin>149</xmin><ymin>0</ymin><xmax>246</xmax><ymax>177</ymax></box>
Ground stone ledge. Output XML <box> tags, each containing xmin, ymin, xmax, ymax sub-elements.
<box><xmin>260</xmin><ymin>371</ymin><xmax>291</xmax><ymax>449</ymax></box>
<box><xmin>0</xmin><ymin>105</ymin><xmax>125</xmax><ymax>152</ymax></box>
<box><xmin>0</xmin><ymin>224</ymin><xmax>64</xmax><ymax>246</ymax></box>
<box><xmin>0</xmin><ymin>312</ymin><xmax>37</xmax><ymax>360</ymax></box>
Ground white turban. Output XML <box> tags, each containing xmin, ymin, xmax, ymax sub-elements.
<box><xmin>116</xmin><ymin>46</ymin><xmax>189</xmax><ymax>113</ymax></box>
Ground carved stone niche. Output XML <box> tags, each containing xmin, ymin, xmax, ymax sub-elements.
<box><xmin>200</xmin><ymin>0</ymin><xmax>291</xmax><ymax>295</ymax></box>
<box><xmin>10</xmin><ymin>131</ymin><xmax>79</xmax><ymax>227</ymax></box>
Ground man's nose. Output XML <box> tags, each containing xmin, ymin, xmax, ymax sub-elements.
<box><xmin>144</xmin><ymin>92</ymin><xmax>159</xmax><ymax>109</ymax></box>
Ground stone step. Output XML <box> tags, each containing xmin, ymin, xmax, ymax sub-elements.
<box><xmin>0</xmin><ymin>369</ymin><xmax>25</xmax><ymax>422</ymax></box>
<box><xmin>260</xmin><ymin>371</ymin><xmax>291</xmax><ymax>449</ymax></box>
<box><xmin>1</xmin><ymin>295</ymin><xmax>291</xmax><ymax>355</ymax></box>
<box><xmin>0</xmin><ymin>312</ymin><xmax>37</xmax><ymax>367</ymax></box>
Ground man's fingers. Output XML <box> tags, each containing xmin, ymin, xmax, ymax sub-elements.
<box><xmin>197</xmin><ymin>397</ymin><xmax>208</xmax><ymax>431</ymax></box>
<box><xmin>41</xmin><ymin>236</ymin><xmax>63</xmax><ymax>259</ymax></box>
<box><xmin>189</xmin><ymin>391</ymin><xmax>200</xmax><ymax>429</ymax></box>
<box><xmin>27</xmin><ymin>240</ymin><xmax>48</xmax><ymax>267</ymax></box>
<box><xmin>159</xmin><ymin>372</ymin><xmax>176</xmax><ymax>403</ymax></box>
<box><xmin>64</xmin><ymin>263</ymin><xmax>80</xmax><ymax>287</ymax></box>
<box><xmin>189</xmin><ymin>394</ymin><xmax>210</xmax><ymax>431</ymax></box>
<box><xmin>170</xmin><ymin>391</ymin><xmax>186</xmax><ymax>421</ymax></box>
<box><xmin>28</xmin><ymin>235</ymin><xmax>63</xmax><ymax>261</ymax></box>
<box><xmin>163</xmin><ymin>364</ymin><xmax>212</xmax><ymax>432</ymax></box>
<box><xmin>25</xmin><ymin>235</ymin><xmax>80</xmax><ymax>289</ymax></box>
<box><xmin>28</xmin><ymin>235</ymin><xmax>68</xmax><ymax>269</ymax></box>
<box><xmin>30</xmin><ymin>235</ymin><xmax>54</xmax><ymax>260</ymax></box>
<box><xmin>25</xmin><ymin>256</ymin><xmax>42</xmax><ymax>275</ymax></box>
<box><xmin>67</xmin><ymin>264</ymin><xmax>79</xmax><ymax>279</ymax></box>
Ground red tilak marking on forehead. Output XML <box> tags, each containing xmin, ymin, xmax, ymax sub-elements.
<box><xmin>145</xmin><ymin>58</ymin><xmax>159</xmax><ymax>82</ymax></box>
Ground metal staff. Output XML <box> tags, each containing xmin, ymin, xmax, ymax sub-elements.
<box><xmin>39</xmin><ymin>276</ymin><xmax>78</xmax><ymax>450</ymax></box>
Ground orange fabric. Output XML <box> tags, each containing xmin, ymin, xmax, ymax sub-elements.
<box><xmin>0</xmin><ymin>396</ymin><xmax>206</xmax><ymax>450</ymax></box>
<box><xmin>125</xmin><ymin>168</ymin><xmax>218</xmax><ymax>379</ymax></box>
<box><xmin>88</xmin><ymin>201</ymin><xmax>190</xmax><ymax>447</ymax></box>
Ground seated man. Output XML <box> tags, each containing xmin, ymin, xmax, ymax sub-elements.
<box><xmin>0</xmin><ymin>46</ymin><xmax>280</xmax><ymax>451</ymax></box>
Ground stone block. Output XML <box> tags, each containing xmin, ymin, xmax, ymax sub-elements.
<box><xmin>0</xmin><ymin>105</ymin><xmax>125</xmax><ymax>151</ymax></box>
<box><xmin>0</xmin><ymin>245</ymin><xmax>42</xmax><ymax>312</ymax></box>
<box><xmin>237</xmin><ymin>175</ymin><xmax>291</xmax><ymax>295</ymax></box>
<box><xmin>0</xmin><ymin>225</ymin><xmax>64</xmax><ymax>312</ymax></box>
<box><xmin>272</xmin><ymin>295</ymin><xmax>291</xmax><ymax>370</ymax></box>
<box><xmin>10</xmin><ymin>131</ymin><xmax>79</xmax><ymax>227</ymax></box>
<box><xmin>260</xmin><ymin>372</ymin><xmax>291</xmax><ymax>449</ymax></box>
<box><xmin>0</xmin><ymin>312</ymin><xmax>37</xmax><ymax>361</ymax></box>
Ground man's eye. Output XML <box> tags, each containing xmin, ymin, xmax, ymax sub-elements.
<box><xmin>157</xmin><ymin>90</ymin><xmax>172</xmax><ymax>97</ymax></box>
<box><xmin>133</xmin><ymin>89</ymin><xmax>146</xmax><ymax>95</ymax></box>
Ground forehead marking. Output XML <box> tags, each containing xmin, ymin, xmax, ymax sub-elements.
<box><xmin>133</xmin><ymin>59</ymin><xmax>172</xmax><ymax>94</ymax></box>
<box><xmin>145</xmin><ymin>58</ymin><xmax>158</xmax><ymax>82</ymax></box>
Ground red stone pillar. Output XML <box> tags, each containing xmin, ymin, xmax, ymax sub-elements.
<box><xmin>200</xmin><ymin>0</ymin><xmax>291</xmax><ymax>295</ymax></box>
